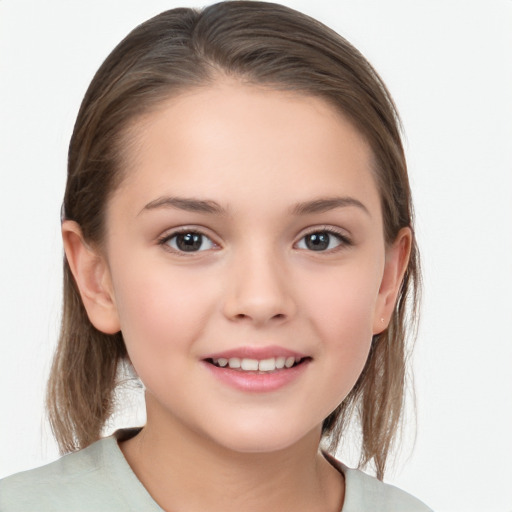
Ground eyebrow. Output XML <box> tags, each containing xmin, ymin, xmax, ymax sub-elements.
<box><xmin>139</xmin><ymin>195</ymin><xmax>369</xmax><ymax>217</ymax></box>
<box><xmin>140</xmin><ymin>196</ymin><xmax>227</xmax><ymax>215</ymax></box>
<box><xmin>291</xmin><ymin>197</ymin><xmax>370</xmax><ymax>216</ymax></box>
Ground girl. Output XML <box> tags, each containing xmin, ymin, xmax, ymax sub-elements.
<box><xmin>0</xmin><ymin>2</ymin><xmax>431</xmax><ymax>510</ymax></box>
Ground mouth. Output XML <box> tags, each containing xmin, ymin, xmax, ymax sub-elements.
<box><xmin>205</xmin><ymin>356</ymin><xmax>311</xmax><ymax>373</ymax></box>
<box><xmin>202</xmin><ymin>349</ymin><xmax>311</xmax><ymax>392</ymax></box>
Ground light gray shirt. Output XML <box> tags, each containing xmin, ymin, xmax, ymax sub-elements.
<box><xmin>0</xmin><ymin>430</ymin><xmax>432</xmax><ymax>511</ymax></box>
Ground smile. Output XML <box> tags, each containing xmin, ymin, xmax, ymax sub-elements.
<box><xmin>202</xmin><ymin>347</ymin><xmax>311</xmax><ymax>392</ymax></box>
<box><xmin>208</xmin><ymin>356</ymin><xmax>306</xmax><ymax>372</ymax></box>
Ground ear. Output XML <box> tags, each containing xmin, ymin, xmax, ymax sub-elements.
<box><xmin>373</xmin><ymin>227</ymin><xmax>412</xmax><ymax>335</ymax></box>
<box><xmin>62</xmin><ymin>220</ymin><xmax>121</xmax><ymax>334</ymax></box>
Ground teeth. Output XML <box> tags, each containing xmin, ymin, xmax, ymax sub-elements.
<box><xmin>240</xmin><ymin>358</ymin><xmax>259</xmax><ymax>371</ymax></box>
<box><xmin>285</xmin><ymin>356</ymin><xmax>295</xmax><ymax>368</ymax></box>
<box><xmin>275</xmin><ymin>357</ymin><xmax>285</xmax><ymax>369</ymax></box>
<box><xmin>212</xmin><ymin>356</ymin><xmax>303</xmax><ymax>372</ymax></box>
<box><xmin>258</xmin><ymin>358</ymin><xmax>276</xmax><ymax>372</ymax></box>
<box><xmin>228</xmin><ymin>357</ymin><xmax>241</xmax><ymax>369</ymax></box>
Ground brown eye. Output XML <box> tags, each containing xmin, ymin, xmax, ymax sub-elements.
<box><xmin>165</xmin><ymin>232</ymin><xmax>215</xmax><ymax>252</ymax></box>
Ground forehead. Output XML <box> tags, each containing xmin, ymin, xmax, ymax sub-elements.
<box><xmin>111</xmin><ymin>81</ymin><xmax>380</xmax><ymax>218</ymax></box>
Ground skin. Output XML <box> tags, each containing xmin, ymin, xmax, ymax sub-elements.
<box><xmin>63</xmin><ymin>81</ymin><xmax>411</xmax><ymax>512</ymax></box>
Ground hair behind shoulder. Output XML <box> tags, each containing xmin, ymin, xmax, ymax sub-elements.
<box><xmin>47</xmin><ymin>0</ymin><xmax>421</xmax><ymax>480</ymax></box>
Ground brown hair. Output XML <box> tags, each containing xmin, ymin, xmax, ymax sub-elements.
<box><xmin>47</xmin><ymin>0</ymin><xmax>420</xmax><ymax>480</ymax></box>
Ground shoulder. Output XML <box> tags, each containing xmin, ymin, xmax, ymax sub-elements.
<box><xmin>0</xmin><ymin>438</ymin><xmax>112</xmax><ymax>511</ymax></box>
<box><xmin>343</xmin><ymin>465</ymin><xmax>432</xmax><ymax>512</ymax></box>
<box><xmin>0</xmin><ymin>431</ymin><xmax>160</xmax><ymax>512</ymax></box>
<box><xmin>325</xmin><ymin>455</ymin><xmax>433</xmax><ymax>512</ymax></box>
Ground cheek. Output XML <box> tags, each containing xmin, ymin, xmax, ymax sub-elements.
<box><xmin>318</xmin><ymin>295</ymin><xmax>374</xmax><ymax>384</ymax></box>
<box><xmin>110</xmin><ymin>262</ymin><xmax>217</xmax><ymax>364</ymax></box>
<box><xmin>299</xmin><ymin>263</ymin><xmax>381</xmax><ymax>380</ymax></box>
<box><xmin>304</xmin><ymin>264</ymin><xmax>380</xmax><ymax>336</ymax></box>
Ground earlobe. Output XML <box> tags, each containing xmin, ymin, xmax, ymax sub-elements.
<box><xmin>373</xmin><ymin>227</ymin><xmax>412</xmax><ymax>334</ymax></box>
<box><xmin>62</xmin><ymin>220</ymin><xmax>120</xmax><ymax>334</ymax></box>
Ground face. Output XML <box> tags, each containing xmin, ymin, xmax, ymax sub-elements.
<box><xmin>78</xmin><ymin>82</ymin><xmax>407</xmax><ymax>454</ymax></box>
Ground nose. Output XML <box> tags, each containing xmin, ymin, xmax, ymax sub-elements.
<box><xmin>222</xmin><ymin>247</ymin><xmax>296</xmax><ymax>326</ymax></box>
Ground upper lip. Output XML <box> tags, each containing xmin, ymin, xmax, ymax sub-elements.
<box><xmin>202</xmin><ymin>346</ymin><xmax>308</xmax><ymax>361</ymax></box>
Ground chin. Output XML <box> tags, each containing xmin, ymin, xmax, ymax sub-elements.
<box><xmin>205</xmin><ymin>421</ymin><xmax>321</xmax><ymax>455</ymax></box>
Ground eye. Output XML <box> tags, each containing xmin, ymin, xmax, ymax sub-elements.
<box><xmin>296</xmin><ymin>230</ymin><xmax>349</xmax><ymax>252</ymax></box>
<box><xmin>161</xmin><ymin>231</ymin><xmax>216</xmax><ymax>253</ymax></box>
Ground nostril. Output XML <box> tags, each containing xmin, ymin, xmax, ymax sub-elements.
<box><xmin>233</xmin><ymin>312</ymin><xmax>287</xmax><ymax>322</ymax></box>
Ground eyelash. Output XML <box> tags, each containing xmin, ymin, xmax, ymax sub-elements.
<box><xmin>157</xmin><ymin>228</ymin><xmax>218</xmax><ymax>255</ymax></box>
<box><xmin>296</xmin><ymin>227</ymin><xmax>352</xmax><ymax>253</ymax></box>
<box><xmin>157</xmin><ymin>226</ymin><xmax>352</xmax><ymax>255</ymax></box>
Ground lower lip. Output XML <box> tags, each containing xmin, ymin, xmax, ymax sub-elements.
<box><xmin>203</xmin><ymin>360</ymin><xmax>310</xmax><ymax>392</ymax></box>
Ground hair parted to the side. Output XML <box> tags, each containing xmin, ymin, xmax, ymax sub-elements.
<box><xmin>47</xmin><ymin>0</ymin><xmax>421</xmax><ymax>480</ymax></box>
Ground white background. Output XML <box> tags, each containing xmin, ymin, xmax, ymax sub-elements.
<box><xmin>1</xmin><ymin>1</ymin><xmax>511</xmax><ymax>511</ymax></box>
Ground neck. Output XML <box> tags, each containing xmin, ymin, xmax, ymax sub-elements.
<box><xmin>120</xmin><ymin>404</ymin><xmax>344</xmax><ymax>512</ymax></box>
